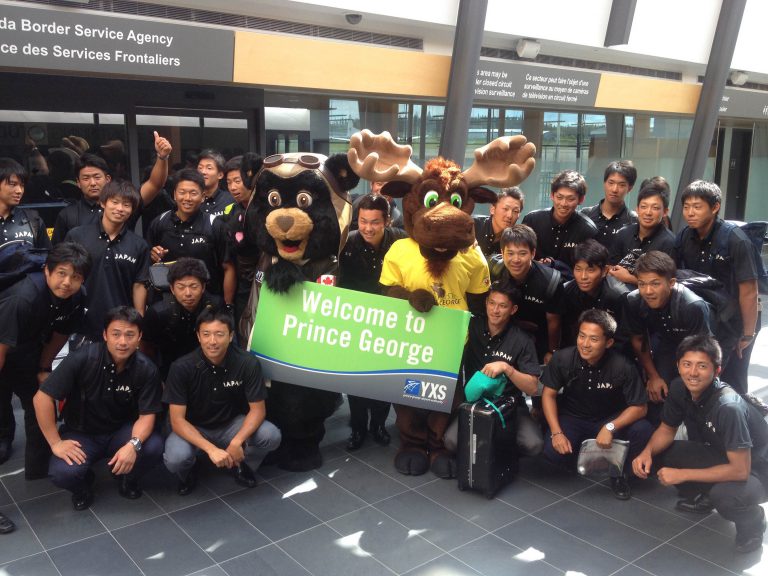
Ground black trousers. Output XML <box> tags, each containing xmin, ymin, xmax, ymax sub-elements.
<box><xmin>657</xmin><ymin>440</ymin><xmax>767</xmax><ymax>535</ymax></box>
<box><xmin>348</xmin><ymin>395</ymin><xmax>390</xmax><ymax>433</ymax></box>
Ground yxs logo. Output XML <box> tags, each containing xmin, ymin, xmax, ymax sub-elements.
<box><xmin>403</xmin><ymin>379</ymin><xmax>447</xmax><ymax>401</ymax></box>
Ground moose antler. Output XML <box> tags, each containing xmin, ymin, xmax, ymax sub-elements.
<box><xmin>462</xmin><ymin>135</ymin><xmax>536</xmax><ymax>190</ymax></box>
<box><xmin>348</xmin><ymin>129</ymin><xmax>423</xmax><ymax>184</ymax></box>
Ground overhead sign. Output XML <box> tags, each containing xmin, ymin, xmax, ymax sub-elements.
<box><xmin>474</xmin><ymin>59</ymin><xmax>601</xmax><ymax>108</ymax></box>
<box><xmin>720</xmin><ymin>88</ymin><xmax>768</xmax><ymax>120</ymax></box>
<box><xmin>0</xmin><ymin>4</ymin><xmax>233</xmax><ymax>82</ymax></box>
<box><xmin>249</xmin><ymin>282</ymin><xmax>470</xmax><ymax>413</ymax></box>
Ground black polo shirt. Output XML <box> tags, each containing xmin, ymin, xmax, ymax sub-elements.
<box><xmin>65</xmin><ymin>222</ymin><xmax>150</xmax><ymax>339</ymax></box>
<box><xmin>1</xmin><ymin>207</ymin><xmax>50</xmax><ymax>248</ymax></box>
<box><xmin>0</xmin><ymin>273</ymin><xmax>86</xmax><ymax>361</ymax></box>
<box><xmin>473</xmin><ymin>215</ymin><xmax>502</xmax><ymax>259</ymax></box>
<box><xmin>462</xmin><ymin>315</ymin><xmax>541</xmax><ymax>400</ymax></box>
<box><xmin>609</xmin><ymin>222</ymin><xmax>675</xmax><ymax>270</ymax></box>
<box><xmin>201</xmin><ymin>188</ymin><xmax>234</xmax><ymax>223</ymax></box>
<box><xmin>543</xmin><ymin>346</ymin><xmax>647</xmax><ymax>422</ymax></box>
<box><xmin>663</xmin><ymin>378</ymin><xmax>768</xmax><ymax>465</ymax></box>
<box><xmin>500</xmin><ymin>260</ymin><xmax>564</xmax><ymax>362</ymax></box>
<box><xmin>522</xmin><ymin>208</ymin><xmax>598</xmax><ymax>268</ymax></box>
<box><xmin>340</xmin><ymin>228</ymin><xmax>407</xmax><ymax>294</ymax></box>
<box><xmin>143</xmin><ymin>292</ymin><xmax>222</xmax><ymax>379</ymax></box>
<box><xmin>41</xmin><ymin>342</ymin><xmax>161</xmax><ymax>435</ymax></box>
<box><xmin>163</xmin><ymin>346</ymin><xmax>267</xmax><ymax>429</ymax></box>
<box><xmin>561</xmin><ymin>276</ymin><xmax>628</xmax><ymax>347</ymax></box>
<box><xmin>51</xmin><ymin>197</ymin><xmax>143</xmax><ymax>245</ymax></box>
<box><xmin>146</xmin><ymin>210</ymin><xmax>233</xmax><ymax>296</ymax></box>
<box><xmin>582</xmin><ymin>201</ymin><xmax>637</xmax><ymax>252</ymax></box>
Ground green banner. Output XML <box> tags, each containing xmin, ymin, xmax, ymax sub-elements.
<box><xmin>249</xmin><ymin>282</ymin><xmax>470</xmax><ymax>412</ymax></box>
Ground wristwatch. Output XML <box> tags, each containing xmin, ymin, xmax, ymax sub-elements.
<box><xmin>128</xmin><ymin>437</ymin><xmax>142</xmax><ymax>452</ymax></box>
<box><xmin>740</xmin><ymin>334</ymin><xmax>756</xmax><ymax>342</ymax></box>
<box><xmin>605</xmin><ymin>422</ymin><xmax>615</xmax><ymax>432</ymax></box>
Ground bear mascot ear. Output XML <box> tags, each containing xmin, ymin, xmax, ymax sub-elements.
<box><xmin>240</xmin><ymin>152</ymin><xmax>263</xmax><ymax>193</ymax></box>
<box><xmin>324</xmin><ymin>153</ymin><xmax>360</xmax><ymax>192</ymax></box>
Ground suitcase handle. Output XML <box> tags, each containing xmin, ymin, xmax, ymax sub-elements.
<box><xmin>483</xmin><ymin>398</ymin><xmax>507</xmax><ymax>429</ymax></box>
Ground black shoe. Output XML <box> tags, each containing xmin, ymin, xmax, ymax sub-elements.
<box><xmin>177</xmin><ymin>470</ymin><xmax>197</xmax><ymax>496</ymax></box>
<box><xmin>118</xmin><ymin>476</ymin><xmax>143</xmax><ymax>500</ymax></box>
<box><xmin>0</xmin><ymin>511</ymin><xmax>15</xmax><ymax>534</ymax></box>
<box><xmin>735</xmin><ymin>511</ymin><xmax>767</xmax><ymax>553</ymax></box>
<box><xmin>371</xmin><ymin>425</ymin><xmax>391</xmax><ymax>446</ymax></box>
<box><xmin>0</xmin><ymin>439</ymin><xmax>12</xmax><ymax>465</ymax></box>
<box><xmin>610</xmin><ymin>475</ymin><xmax>631</xmax><ymax>500</ymax></box>
<box><xmin>233</xmin><ymin>462</ymin><xmax>257</xmax><ymax>488</ymax></box>
<box><xmin>675</xmin><ymin>493</ymin><xmax>714</xmax><ymax>514</ymax></box>
<box><xmin>71</xmin><ymin>469</ymin><xmax>95</xmax><ymax>511</ymax></box>
<box><xmin>346</xmin><ymin>430</ymin><xmax>365</xmax><ymax>451</ymax></box>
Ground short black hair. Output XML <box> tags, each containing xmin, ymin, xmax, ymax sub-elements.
<box><xmin>76</xmin><ymin>153</ymin><xmax>110</xmax><ymax>177</ymax></box>
<box><xmin>573</xmin><ymin>239</ymin><xmax>609</xmax><ymax>268</ymax></box>
<box><xmin>196</xmin><ymin>307</ymin><xmax>234</xmax><ymax>333</ymax></box>
<box><xmin>168</xmin><ymin>257</ymin><xmax>210</xmax><ymax>285</ymax></box>
<box><xmin>578</xmin><ymin>308</ymin><xmax>616</xmax><ymax>340</ymax></box>
<box><xmin>100</xmin><ymin>179</ymin><xmax>140</xmax><ymax>212</ymax></box>
<box><xmin>635</xmin><ymin>250</ymin><xmax>676</xmax><ymax>280</ymax></box>
<box><xmin>500</xmin><ymin>223</ymin><xmax>537</xmax><ymax>252</ymax></box>
<box><xmin>223</xmin><ymin>155</ymin><xmax>243</xmax><ymax>175</ymax></box>
<box><xmin>680</xmin><ymin>179</ymin><xmax>722</xmax><ymax>209</ymax></box>
<box><xmin>198</xmin><ymin>149</ymin><xmax>226</xmax><ymax>173</ymax></box>
<box><xmin>104</xmin><ymin>306</ymin><xmax>143</xmax><ymax>332</ymax></box>
<box><xmin>488</xmin><ymin>280</ymin><xmax>522</xmax><ymax>307</ymax></box>
<box><xmin>496</xmin><ymin>186</ymin><xmax>525</xmax><ymax>209</ymax></box>
<box><xmin>603</xmin><ymin>160</ymin><xmax>637</xmax><ymax>187</ymax></box>
<box><xmin>637</xmin><ymin>177</ymin><xmax>670</xmax><ymax>209</ymax></box>
<box><xmin>676</xmin><ymin>334</ymin><xmax>722</xmax><ymax>368</ymax></box>
<box><xmin>551</xmin><ymin>169</ymin><xmax>587</xmax><ymax>199</ymax></box>
<box><xmin>46</xmin><ymin>242</ymin><xmax>92</xmax><ymax>279</ymax></box>
<box><xmin>174</xmin><ymin>168</ymin><xmax>205</xmax><ymax>193</ymax></box>
<box><xmin>0</xmin><ymin>157</ymin><xmax>27</xmax><ymax>186</ymax></box>
<box><xmin>357</xmin><ymin>194</ymin><xmax>390</xmax><ymax>219</ymax></box>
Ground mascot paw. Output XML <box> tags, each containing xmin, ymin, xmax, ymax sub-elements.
<box><xmin>409</xmin><ymin>289</ymin><xmax>437</xmax><ymax>313</ymax></box>
<box><xmin>430</xmin><ymin>451</ymin><xmax>457</xmax><ymax>479</ymax></box>
<box><xmin>394</xmin><ymin>448</ymin><xmax>429</xmax><ymax>476</ymax></box>
<box><xmin>267</xmin><ymin>259</ymin><xmax>306</xmax><ymax>293</ymax></box>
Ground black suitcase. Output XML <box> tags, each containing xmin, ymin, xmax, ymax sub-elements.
<box><xmin>456</xmin><ymin>396</ymin><xmax>518</xmax><ymax>498</ymax></box>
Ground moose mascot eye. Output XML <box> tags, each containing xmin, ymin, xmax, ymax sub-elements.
<box><xmin>267</xmin><ymin>190</ymin><xmax>282</xmax><ymax>207</ymax></box>
<box><xmin>423</xmin><ymin>190</ymin><xmax>439</xmax><ymax>209</ymax></box>
<box><xmin>450</xmin><ymin>192</ymin><xmax>463</xmax><ymax>209</ymax></box>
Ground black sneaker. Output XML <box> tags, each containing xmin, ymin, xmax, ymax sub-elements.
<box><xmin>735</xmin><ymin>511</ymin><xmax>767</xmax><ymax>553</ymax></box>
<box><xmin>675</xmin><ymin>493</ymin><xmax>714</xmax><ymax>514</ymax></box>
<box><xmin>610</xmin><ymin>475</ymin><xmax>631</xmax><ymax>500</ymax></box>
<box><xmin>233</xmin><ymin>462</ymin><xmax>257</xmax><ymax>488</ymax></box>
<box><xmin>346</xmin><ymin>430</ymin><xmax>365</xmax><ymax>451</ymax></box>
<box><xmin>177</xmin><ymin>470</ymin><xmax>198</xmax><ymax>496</ymax></box>
<box><xmin>71</xmin><ymin>469</ymin><xmax>95</xmax><ymax>511</ymax></box>
<box><xmin>118</xmin><ymin>476</ymin><xmax>143</xmax><ymax>500</ymax></box>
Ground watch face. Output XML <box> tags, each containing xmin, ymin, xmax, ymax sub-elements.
<box><xmin>606</xmin><ymin>423</ymin><xmax>615</xmax><ymax>431</ymax></box>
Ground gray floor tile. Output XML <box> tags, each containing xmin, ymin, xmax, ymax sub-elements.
<box><xmin>494</xmin><ymin>516</ymin><xmax>626</xmax><ymax>576</ymax></box>
<box><xmin>171</xmin><ymin>498</ymin><xmax>270</xmax><ymax>562</ymax></box>
<box><xmin>321</xmin><ymin>455</ymin><xmax>408</xmax><ymax>503</ymax></box>
<box><xmin>669</xmin><ymin>523</ymin><xmax>766</xmax><ymax>573</ymax></box>
<box><xmin>633</xmin><ymin>544</ymin><xmax>733</xmax><ymax>576</ymax></box>
<box><xmin>611</xmin><ymin>565</ymin><xmax>657</xmax><ymax>576</ymax></box>
<box><xmin>402</xmin><ymin>554</ymin><xmax>482</xmax><ymax>575</ymax></box>
<box><xmin>629</xmin><ymin>478</ymin><xmax>694</xmax><ymax>517</ymax></box>
<box><xmin>569</xmin><ymin>484</ymin><xmax>695</xmax><ymax>541</ymax></box>
<box><xmin>18</xmin><ymin>491</ymin><xmax>106</xmax><ymax>549</ymax></box>
<box><xmin>0</xmin><ymin>481</ymin><xmax>12</xmax><ymax>506</ymax></box>
<box><xmin>516</xmin><ymin>457</ymin><xmax>596</xmax><ymax>497</ymax></box>
<box><xmin>187</xmin><ymin>566</ymin><xmax>229</xmax><ymax>576</ymax></box>
<box><xmin>196</xmin><ymin>465</ymin><xmax>251</xmax><ymax>497</ymax></box>
<box><xmin>0</xmin><ymin>503</ymin><xmax>43</xmax><ymax>564</ymax></box>
<box><xmin>112</xmin><ymin>515</ymin><xmax>213</xmax><ymax>576</ymax></box>
<box><xmin>220</xmin><ymin>545</ymin><xmax>311</xmax><ymax>576</ymax></box>
<box><xmin>328</xmin><ymin>505</ymin><xmax>443</xmax><ymax>573</ymax></box>
<box><xmin>141</xmin><ymin>466</ymin><xmax>218</xmax><ymax>513</ymax></box>
<box><xmin>535</xmin><ymin>499</ymin><xmax>663</xmax><ymax>561</ymax></box>
<box><xmin>48</xmin><ymin>532</ymin><xmax>142</xmax><ymax>576</ymax></box>
<box><xmin>353</xmin><ymin>444</ymin><xmax>437</xmax><ymax>489</ymax></box>
<box><xmin>494</xmin><ymin>477</ymin><xmax>564</xmax><ymax>513</ymax></box>
<box><xmin>417</xmin><ymin>478</ymin><xmax>526</xmax><ymax>531</ymax></box>
<box><xmin>452</xmin><ymin>533</ymin><xmax>563</xmax><ymax>576</ymax></box>
<box><xmin>222</xmin><ymin>482</ymin><xmax>321</xmax><ymax>541</ymax></box>
<box><xmin>1</xmin><ymin>473</ymin><xmax>63</xmax><ymax>503</ymax></box>
<box><xmin>0</xmin><ymin>552</ymin><xmax>60</xmax><ymax>576</ymax></box>
<box><xmin>89</xmin><ymin>483</ymin><xmax>165</xmax><ymax>530</ymax></box>
<box><xmin>277</xmin><ymin>524</ymin><xmax>395</xmax><ymax>576</ymax></box>
<box><xmin>269</xmin><ymin>470</ymin><xmax>367</xmax><ymax>521</ymax></box>
<box><xmin>375</xmin><ymin>490</ymin><xmax>487</xmax><ymax>551</ymax></box>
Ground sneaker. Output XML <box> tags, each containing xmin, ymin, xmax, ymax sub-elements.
<box><xmin>177</xmin><ymin>470</ymin><xmax>197</xmax><ymax>496</ymax></box>
<box><xmin>233</xmin><ymin>462</ymin><xmax>257</xmax><ymax>488</ymax></box>
<box><xmin>735</xmin><ymin>511</ymin><xmax>767</xmax><ymax>553</ymax></box>
<box><xmin>675</xmin><ymin>493</ymin><xmax>714</xmax><ymax>514</ymax></box>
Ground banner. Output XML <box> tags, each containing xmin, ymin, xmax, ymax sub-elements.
<box><xmin>249</xmin><ymin>282</ymin><xmax>470</xmax><ymax>413</ymax></box>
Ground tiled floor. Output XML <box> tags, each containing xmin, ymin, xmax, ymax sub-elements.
<box><xmin>1</xmin><ymin>330</ymin><xmax>767</xmax><ymax>575</ymax></box>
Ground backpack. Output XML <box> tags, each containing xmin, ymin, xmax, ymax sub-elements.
<box><xmin>672</xmin><ymin>270</ymin><xmax>740</xmax><ymax>345</ymax></box>
<box><xmin>0</xmin><ymin>240</ymin><xmax>48</xmax><ymax>292</ymax></box>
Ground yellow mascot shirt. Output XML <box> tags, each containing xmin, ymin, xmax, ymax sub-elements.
<box><xmin>380</xmin><ymin>238</ymin><xmax>490</xmax><ymax>311</ymax></box>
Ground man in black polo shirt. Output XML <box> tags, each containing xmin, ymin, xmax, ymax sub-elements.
<box><xmin>65</xmin><ymin>180</ymin><xmax>151</xmax><ymax>342</ymax></box>
<box><xmin>543</xmin><ymin>309</ymin><xmax>652</xmax><ymax>500</ymax></box>
<box><xmin>609</xmin><ymin>180</ymin><xmax>675</xmax><ymax>287</ymax></box>
<box><xmin>522</xmin><ymin>169</ymin><xmax>597</xmax><ymax>271</ymax></box>
<box><xmin>163</xmin><ymin>308</ymin><xmax>281</xmax><ymax>494</ymax></box>
<box><xmin>473</xmin><ymin>187</ymin><xmax>524</xmax><ymax>259</ymax></box>
<box><xmin>0</xmin><ymin>158</ymin><xmax>50</xmax><ymax>248</ymax></box>
<box><xmin>633</xmin><ymin>335</ymin><xmax>768</xmax><ymax>553</ymax></box>
<box><xmin>561</xmin><ymin>240</ymin><xmax>628</xmax><ymax>347</ymax></box>
<box><xmin>33</xmin><ymin>307</ymin><xmax>163</xmax><ymax>511</ymax></box>
<box><xmin>142</xmin><ymin>258</ymin><xmax>221</xmax><ymax>379</ymax></box>
<box><xmin>582</xmin><ymin>160</ymin><xmax>638</xmax><ymax>252</ymax></box>
<box><xmin>197</xmin><ymin>149</ymin><xmax>233</xmax><ymax>222</ymax></box>
<box><xmin>444</xmin><ymin>281</ymin><xmax>543</xmax><ymax>456</ymax></box>
<box><xmin>51</xmin><ymin>133</ymin><xmax>172</xmax><ymax>244</ymax></box>
<box><xmin>147</xmin><ymin>169</ymin><xmax>235</xmax><ymax>304</ymax></box>
<box><xmin>0</xmin><ymin>243</ymin><xmax>90</xmax><ymax>479</ymax></box>
<box><xmin>624</xmin><ymin>251</ymin><xmax>712</xmax><ymax>424</ymax></box>
<box><xmin>675</xmin><ymin>180</ymin><xmax>758</xmax><ymax>395</ymax></box>
<box><xmin>339</xmin><ymin>194</ymin><xmax>406</xmax><ymax>450</ymax></box>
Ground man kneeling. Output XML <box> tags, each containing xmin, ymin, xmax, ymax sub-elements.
<box><xmin>34</xmin><ymin>307</ymin><xmax>163</xmax><ymax>511</ymax></box>
<box><xmin>163</xmin><ymin>308</ymin><xmax>281</xmax><ymax>494</ymax></box>
<box><xmin>633</xmin><ymin>334</ymin><xmax>768</xmax><ymax>553</ymax></box>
